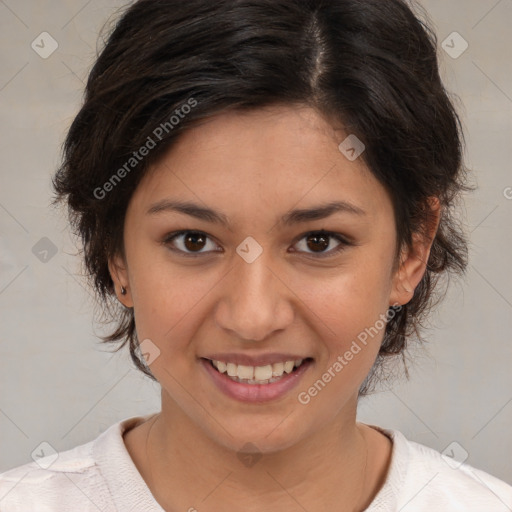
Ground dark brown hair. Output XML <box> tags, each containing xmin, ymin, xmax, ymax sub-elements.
<box><xmin>51</xmin><ymin>0</ymin><xmax>472</xmax><ymax>395</ymax></box>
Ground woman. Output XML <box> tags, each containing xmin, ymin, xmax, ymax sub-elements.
<box><xmin>1</xmin><ymin>0</ymin><xmax>511</xmax><ymax>510</ymax></box>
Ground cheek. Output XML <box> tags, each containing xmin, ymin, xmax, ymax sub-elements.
<box><xmin>294</xmin><ymin>270</ymin><xmax>390</xmax><ymax>410</ymax></box>
<box><xmin>128</xmin><ymin>251</ymin><xmax>227</xmax><ymax>369</ymax></box>
<box><xmin>292</xmin><ymin>259</ymin><xmax>393</xmax><ymax>396</ymax></box>
<box><xmin>296</xmin><ymin>259</ymin><xmax>392</xmax><ymax>339</ymax></box>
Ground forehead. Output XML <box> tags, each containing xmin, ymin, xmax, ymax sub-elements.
<box><xmin>128</xmin><ymin>105</ymin><xmax>393</xmax><ymax>226</ymax></box>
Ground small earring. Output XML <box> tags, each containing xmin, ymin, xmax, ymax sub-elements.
<box><xmin>121</xmin><ymin>286</ymin><xmax>127</xmax><ymax>295</ymax></box>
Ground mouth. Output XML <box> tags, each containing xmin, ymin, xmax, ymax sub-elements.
<box><xmin>201</xmin><ymin>357</ymin><xmax>314</xmax><ymax>385</ymax></box>
<box><xmin>199</xmin><ymin>356</ymin><xmax>314</xmax><ymax>403</ymax></box>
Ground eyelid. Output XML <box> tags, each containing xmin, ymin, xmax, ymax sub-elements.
<box><xmin>162</xmin><ymin>229</ymin><xmax>354</xmax><ymax>258</ymax></box>
<box><xmin>290</xmin><ymin>230</ymin><xmax>353</xmax><ymax>258</ymax></box>
<box><xmin>162</xmin><ymin>230</ymin><xmax>222</xmax><ymax>258</ymax></box>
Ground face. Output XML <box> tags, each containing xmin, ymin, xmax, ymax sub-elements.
<box><xmin>110</xmin><ymin>105</ymin><xmax>434</xmax><ymax>454</ymax></box>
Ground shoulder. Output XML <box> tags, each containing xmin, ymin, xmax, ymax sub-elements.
<box><xmin>0</xmin><ymin>435</ymin><xmax>112</xmax><ymax>512</ymax></box>
<box><xmin>0</xmin><ymin>414</ymin><xmax>159</xmax><ymax>512</ymax></box>
<box><xmin>370</xmin><ymin>425</ymin><xmax>512</xmax><ymax>511</ymax></box>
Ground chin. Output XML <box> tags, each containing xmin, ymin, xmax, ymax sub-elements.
<box><xmin>203</xmin><ymin>414</ymin><xmax>311</xmax><ymax>456</ymax></box>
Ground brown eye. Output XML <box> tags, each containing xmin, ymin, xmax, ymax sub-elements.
<box><xmin>164</xmin><ymin>231</ymin><xmax>219</xmax><ymax>256</ymax></box>
<box><xmin>292</xmin><ymin>230</ymin><xmax>351</xmax><ymax>258</ymax></box>
<box><xmin>163</xmin><ymin>229</ymin><xmax>352</xmax><ymax>259</ymax></box>
<box><xmin>183</xmin><ymin>232</ymin><xmax>207</xmax><ymax>251</ymax></box>
<box><xmin>305</xmin><ymin>233</ymin><xmax>330</xmax><ymax>253</ymax></box>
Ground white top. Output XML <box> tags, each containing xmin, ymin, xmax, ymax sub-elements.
<box><xmin>1</xmin><ymin>413</ymin><xmax>511</xmax><ymax>511</ymax></box>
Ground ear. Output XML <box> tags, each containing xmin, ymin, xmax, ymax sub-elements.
<box><xmin>389</xmin><ymin>197</ymin><xmax>442</xmax><ymax>307</ymax></box>
<box><xmin>108</xmin><ymin>253</ymin><xmax>133</xmax><ymax>308</ymax></box>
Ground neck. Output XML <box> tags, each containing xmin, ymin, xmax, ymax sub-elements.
<box><xmin>140</xmin><ymin>391</ymin><xmax>372</xmax><ymax>512</ymax></box>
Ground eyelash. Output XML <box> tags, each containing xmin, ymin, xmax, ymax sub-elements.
<box><xmin>162</xmin><ymin>230</ymin><xmax>353</xmax><ymax>259</ymax></box>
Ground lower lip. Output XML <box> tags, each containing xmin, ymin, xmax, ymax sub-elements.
<box><xmin>200</xmin><ymin>358</ymin><xmax>313</xmax><ymax>403</ymax></box>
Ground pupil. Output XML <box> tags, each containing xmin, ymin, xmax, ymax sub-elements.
<box><xmin>307</xmin><ymin>234</ymin><xmax>329</xmax><ymax>252</ymax></box>
<box><xmin>184</xmin><ymin>232</ymin><xmax>206</xmax><ymax>251</ymax></box>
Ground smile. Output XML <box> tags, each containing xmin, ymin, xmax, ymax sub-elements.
<box><xmin>200</xmin><ymin>357</ymin><xmax>313</xmax><ymax>403</ymax></box>
<box><xmin>208</xmin><ymin>358</ymin><xmax>306</xmax><ymax>385</ymax></box>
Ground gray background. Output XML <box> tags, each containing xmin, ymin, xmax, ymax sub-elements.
<box><xmin>1</xmin><ymin>0</ymin><xmax>511</xmax><ymax>485</ymax></box>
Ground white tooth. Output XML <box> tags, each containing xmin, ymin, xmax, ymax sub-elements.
<box><xmin>254</xmin><ymin>365</ymin><xmax>273</xmax><ymax>381</ymax></box>
<box><xmin>294</xmin><ymin>358</ymin><xmax>303</xmax><ymax>367</ymax></box>
<box><xmin>272</xmin><ymin>362</ymin><xmax>284</xmax><ymax>377</ymax></box>
<box><xmin>283</xmin><ymin>360</ymin><xmax>295</xmax><ymax>373</ymax></box>
<box><xmin>237</xmin><ymin>365</ymin><xmax>254</xmax><ymax>380</ymax></box>
<box><xmin>227</xmin><ymin>363</ymin><xmax>238</xmax><ymax>377</ymax></box>
<box><xmin>215</xmin><ymin>360</ymin><xmax>227</xmax><ymax>373</ymax></box>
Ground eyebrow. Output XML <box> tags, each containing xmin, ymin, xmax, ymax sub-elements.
<box><xmin>146</xmin><ymin>199</ymin><xmax>367</xmax><ymax>227</ymax></box>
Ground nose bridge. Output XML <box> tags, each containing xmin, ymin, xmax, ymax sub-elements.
<box><xmin>215</xmin><ymin>247</ymin><xmax>293</xmax><ymax>341</ymax></box>
<box><xmin>234</xmin><ymin>250</ymin><xmax>276</xmax><ymax>302</ymax></box>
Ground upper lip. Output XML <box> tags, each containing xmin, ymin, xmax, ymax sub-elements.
<box><xmin>202</xmin><ymin>353</ymin><xmax>312</xmax><ymax>367</ymax></box>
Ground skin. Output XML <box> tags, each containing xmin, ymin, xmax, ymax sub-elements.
<box><xmin>109</xmin><ymin>105</ymin><xmax>441</xmax><ymax>512</ymax></box>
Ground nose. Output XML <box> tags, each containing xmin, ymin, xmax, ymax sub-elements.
<box><xmin>214</xmin><ymin>251</ymin><xmax>295</xmax><ymax>342</ymax></box>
